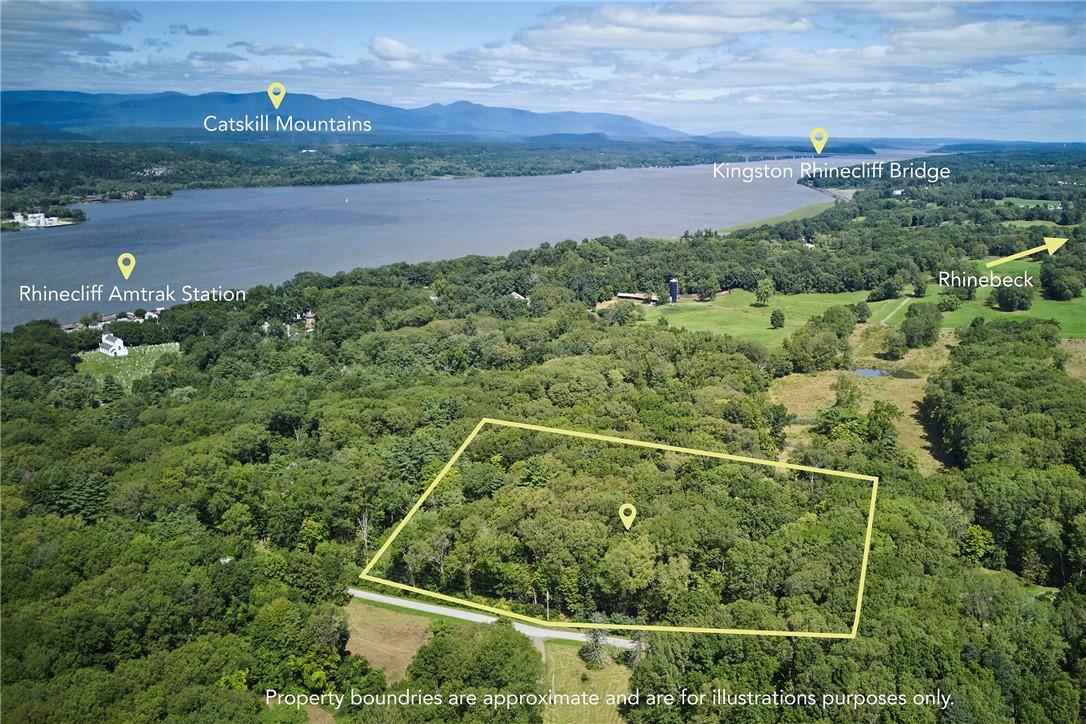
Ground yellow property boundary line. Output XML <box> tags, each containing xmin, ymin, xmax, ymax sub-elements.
<box><xmin>361</xmin><ymin>418</ymin><xmax>879</xmax><ymax>639</ymax></box>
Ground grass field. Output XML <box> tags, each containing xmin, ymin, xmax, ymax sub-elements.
<box><xmin>939</xmin><ymin>294</ymin><xmax>1086</xmax><ymax>336</ymax></box>
<box><xmin>1000</xmin><ymin>197</ymin><xmax>1058</xmax><ymax>207</ymax></box>
<box><xmin>1002</xmin><ymin>219</ymin><xmax>1075</xmax><ymax>229</ymax></box>
<box><xmin>980</xmin><ymin>567</ymin><xmax>1058</xmax><ymax>601</ymax></box>
<box><xmin>343</xmin><ymin>600</ymin><xmax>434</xmax><ymax>683</ymax></box>
<box><xmin>643</xmin><ymin>264</ymin><xmax>1084</xmax><ymax>346</ymax></box>
<box><xmin>77</xmin><ymin>342</ymin><xmax>179</xmax><ymax>388</ymax></box>
<box><xmin>723</xmin><ymin>201</ymin><xmax>836</xmax><ymax>231</ymax></box>
<box><xmin>543</xmin><ymin>641</ymin><xmax>631</xmax><ymax>724</ymax></box>
<box><xmin>769</xmin><ymin>326</ymin><xmax>955</xmax><ymax>474</ymax></box>
<box><xmin>790</xmin><ymin>259</ymin><xmax>1079</xmax><ymax>337</ymax></box>
<box><xmin>643</xmin><ymin>290</ymin><xmax>895</xmax><ymax>347</ymax></box>
<box><xmin>933</xmin><ymin>259</ymin><xmax>1086</xmax><ymax>337</ymax></box>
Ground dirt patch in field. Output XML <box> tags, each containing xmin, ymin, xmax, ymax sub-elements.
<box><xmin>305</xmin><ymin>705</ymin><xmax>336</xmax><ymax>724</ymax></box>
<box><xmin>344</xmin><ymin>600</ymin><xmax>432</xmax><ymax>683</ymax></box>
<box><xmin>1062</xmin><ymin>339</ymin><xmax>1086</xmax><ymax>383</ymax></box>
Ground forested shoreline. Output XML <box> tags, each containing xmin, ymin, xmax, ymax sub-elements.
<box><xmin>0</xmin><ymin>139</ymin><xmax>850</xmax><ymax>218</ymax></box>
<box><xmin>2</xmin><ymin>150</ymin><xmax>1085</xmax><ymax>722</ymax></box>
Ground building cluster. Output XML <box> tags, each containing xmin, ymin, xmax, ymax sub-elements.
<box><xmin>60</xmin><ymin>308</ymin><xmax>165</xmax><ymax>333</ymax></box>
<box><xmin>82</xmin><ymin>191</ymin><xmax>140</xmax><ymax>202</ymax></box>
<box><xmin>11</xmin><ymin>212</ymin><xmax>61</xmax><ymax>228</ymax></box>
<box><xmin>614</xmin><ymin>278</ymin><xmax>681</xmax><ymax>306</ymax></box>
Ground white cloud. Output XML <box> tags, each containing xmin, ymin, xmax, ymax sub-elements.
<box><xmin>229</xmin><ymin>41</ymin><xmax>332</xmax><ymax>58</ymax></box>
<box><xmin>369</xmin><ymin>36</ymin><xmax>447</xmax><ymax>68</ymax></box>
<box><xmin>2</xmin><ymin>1</ymin><xmax>139</xmax><ymax>58</ymax></box>
<box><xmin>425</xmin><ymin>81</ymin><xmax>501</xmax><ymax>90</ymax></box>
<box><xmin>168</xmin><ymin>23</ymin><xmax>214</xmax><ymax>37</ymax></box>
<box><xmin>888</xmin><ymin>20</ymin><xmax>1085</xmax><ymax>63</ymax></box>
<box><xmin>188</xmin><ymin>51</ymin><xmax>245</xmax><ymax>64</ymax></box>
<box><xmin>873</xmin><ymin>5</ymin><xmax>956</xmax><ymax>25</ymax></box>
<box><xmin>515</xmin><ymin>4</ymin><xmax>812</xmax><ymax>51</ymax></box>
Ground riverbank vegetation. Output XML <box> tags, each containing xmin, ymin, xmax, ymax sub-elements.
<box><xmin>1</xmin><ymin>140</ymin><xmax>816</xmax><ymax>218</ymax></box>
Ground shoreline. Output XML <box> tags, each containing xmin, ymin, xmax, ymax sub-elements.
<box><xmin>722</xmin><ymin>199</ymin><xmax>838</xmax><ymax>232</ymax></box>
<box><xmin>26</xmin><ymin>192</ymin><xmax>855</xmax><ymax>333</ymax></box>
<box><xmin>57</xmin><ymin>150</ymin><xmax>886</xmax><ymax>216</ymax></box>
<box><xmin>3</xmin><ymin>158</ymin><xmax>892</xmax><ymax>330</ymax></box>
<box><xmin>0</xmin><ymin>218</ymin><xmax>82</xmax><ymax>232</ymax></box>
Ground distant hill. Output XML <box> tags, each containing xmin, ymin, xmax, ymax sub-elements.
<box><xmin>523</xmin><ymin>132</ymin><xmax>612</xmax><ymax>144</ymax></box>
<box><xmin>0</xmin><ymin>124</ymin><xmax>91</xmax><ymax>142</ymax></box>
<box><xmin>0</xmin><ymin>90</ymin><xmax>687</xmax><ymax>141</ymax></box>
<box><xmin>933</xmin><ymin>141</ymin><xmax>1086</xmax><ymax>153</ymax></box>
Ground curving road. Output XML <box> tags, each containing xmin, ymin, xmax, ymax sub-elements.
<box><xmin>347</xmin><ymin>588</ymin><xmax>636</xmax><ymax>650</ymax></box>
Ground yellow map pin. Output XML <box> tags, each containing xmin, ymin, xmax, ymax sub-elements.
<box><xmin>267</xmin><ymin>82</ymin><xmax>286</xmax><ymax>110</ymax></box>
<box><xmin>117</xmin><ymin>252</ymin><xmax>136</xmax><ymax>280</ymax></box>
<box><xmin>809</xmin><ymin>127</ymin><xmax>829</xmax><ymax>154</ymax></box>
<box><xmin>618</xmin><ymin>503</ymin><xmax>638</xmax><ymax>530</ymax></box>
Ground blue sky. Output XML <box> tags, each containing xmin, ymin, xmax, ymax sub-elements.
<box><xmin>2</xmin><ymin>1</ymin><xmax>1084</xmax><ymax>139</ymax></box>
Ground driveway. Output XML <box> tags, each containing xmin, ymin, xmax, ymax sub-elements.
<box><xmin>347</xmin><ymin>587</ymin><xmax>636</xmax><ymax>650</ymax></box>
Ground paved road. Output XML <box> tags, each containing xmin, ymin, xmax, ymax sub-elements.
<box><xmin>347</xmin><ymin>588</ymin><xmax>636</xmax><ymax>650</ymax></box>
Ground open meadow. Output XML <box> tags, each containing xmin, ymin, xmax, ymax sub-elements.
<box><xmin>543</xmin><ymin>641</ymin><xmax>631</xmax><ymax>724</ymax></box>
<box><xmin>343</xmin><ymin>600</ymin><xmax>436</xmax><ymax>683</ymax></box>
<box><xmin>77</xmin><ymin>342</ymin><xmax>180</xmax><ymax>389</ymax></box>
<box><xmin>643</xmin><ymin>290</ymin><xmax>894</xmax><ymax>347</ymax></box>
<box><xmin>644</xmin><ymin>257</ymin><xmax>1084</xmax><ymax>344</ymax></box>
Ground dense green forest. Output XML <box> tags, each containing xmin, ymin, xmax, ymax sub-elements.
<box><xmin>374</xmin><ymin>403</ymin><xmax>867</xmax><ymax>634</ymax></box>
<box><xmin>2</xmin><ymin>150</ymin><xmax>1086</xmax><ymax>722</ymax></box>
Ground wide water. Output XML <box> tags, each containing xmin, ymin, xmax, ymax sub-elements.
<box><xmin>1</xmin><ymin>153</ymin><xmax>914</xmax><ymax>328</ymax></box>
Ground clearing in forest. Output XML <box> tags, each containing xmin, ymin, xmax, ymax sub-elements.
<box><xmin>343</xmin><ymin>600</ymin><xmax>435</xmax><ymax>682</ymax></box>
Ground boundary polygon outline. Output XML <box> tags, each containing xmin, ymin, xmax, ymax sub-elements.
<box><xmin>361</xmin><ymin>418</ymin><xmax>880</xmax><ymax>639</ymax></box>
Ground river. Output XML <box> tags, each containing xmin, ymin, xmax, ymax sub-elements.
<box><xmin>1</xmin><ymin>153</ymin><xmax>914</xmax><ymax>328</ymax></box>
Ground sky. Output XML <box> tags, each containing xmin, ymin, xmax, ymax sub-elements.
<box><xmin>2</xmin><ymin>1</ymin><xmax>1084</xmax><ymax>140</ymax></box>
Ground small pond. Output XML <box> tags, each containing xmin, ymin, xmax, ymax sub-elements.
<box><xmin>854</xmin><ymin>368</ymin><xmax>888</xmax><ymax>377</ymax></box>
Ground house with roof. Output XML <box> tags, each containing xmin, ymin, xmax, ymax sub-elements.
<box><xmin>99</xmin><ymin>333</ymin><xmax>128</xmax><ymax>357</ymax></box>
<box><xmin>12</xmin><ymin>212</ymin><xmax>60</xmax><ymax>228</ymax></box>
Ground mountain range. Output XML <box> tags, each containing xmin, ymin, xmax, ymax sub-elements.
<box><xmin>5</xmin><ymin>90</ymin><xmax>1057</xmax><ymax>151</ymax></box>
<box><xmin>0</xmin><ymin>90</ymin><xmax>692</xmax><ymax>141</ymax></box>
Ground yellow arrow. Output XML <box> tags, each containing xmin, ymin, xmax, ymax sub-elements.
<box><xmin>986</xmin><ymin>237</ymin><xmax>1068</xmax><ymax>269</ymax></box>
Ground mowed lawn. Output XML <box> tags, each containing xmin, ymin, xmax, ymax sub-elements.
<box><xmin>343</xmin><ymin>600</ymin><xmax>435</xmax><ymax>683</ymax></box>
<box><xmin>643</xmin><ymin>290</ymin><xmax>896</xmax><ymax>347</ymax></box>
<box><xmin>646</xmin><ymin>257</ymin><xmax>1084</xmax><ymax>345</ymax></box>
<box><xmin>1002</xmin><ymin>219</ymin><xmax>1075</xmax><ymax>230</ymax></box>
<box><xmin>935</xmin><ymin>259</ymin><xmax>1086</xmax><ymax>337</ymax></box>
<box><xmin>77</xmin><ymin>342</ymin><xmax>180</xmax><ymax>388</ymax></box>
<box><xmin>1000</xmin><ymin>197</ymin><xmax>1059</xmax><ymax>207</ymax></box>
<box><xmin>543</xmin><ymin>641</ymin><xmax>631</xmax><ymax>724</ymax></box>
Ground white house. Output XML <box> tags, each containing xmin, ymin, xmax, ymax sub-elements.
<box><xmin>13</xmin><ymin>212</ymin><xmax>60</xmax><ymax>228</ymax></box>
<box><xmin>99</xmin><ymin>333</ymin><xmax>128</xmax><ymax>357</ymax></box>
